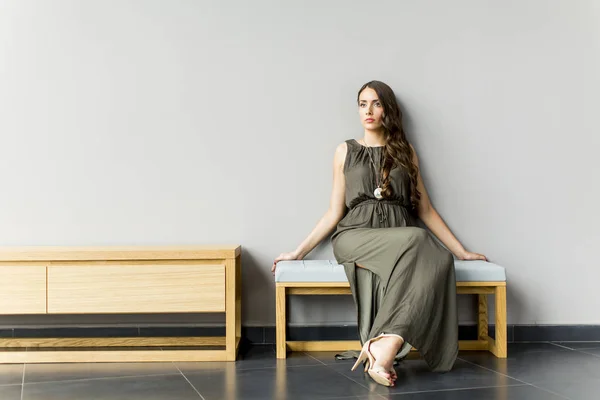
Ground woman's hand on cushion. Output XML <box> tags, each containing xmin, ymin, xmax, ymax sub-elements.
<box><xmin>272</xmin><ymin>251</ymin><xmax>302</xmax><ymax>275</ymax></box>
<box><xmin>457</xmin><ymin>250</ymin><xmax>487</xmax><ymax>261</ymax></box>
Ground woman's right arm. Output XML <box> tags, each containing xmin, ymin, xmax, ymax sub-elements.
<box><xmin>271</xmin><ymin>142</ymin><xmax>348</xmax><ymax>274</ymax></box>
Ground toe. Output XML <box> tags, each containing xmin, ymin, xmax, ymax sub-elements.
<box><xmin>373</xmin><ymin>367</ymin><xmax>391</xmax><ymax>379</ymax></box>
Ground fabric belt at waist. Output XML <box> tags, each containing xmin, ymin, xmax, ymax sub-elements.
<box><xmin>350</xmin><ymin>197</ymin><xmax>410</xmax><ymax>223</ymax></box>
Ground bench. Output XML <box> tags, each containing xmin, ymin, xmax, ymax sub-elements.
<box><xmin>274</xmin><ymin>259</ymin><xmax>507</xmax><ymax>359</ymax></box>
<box><xmin>0</xmin><ymin>245</ymin><xmax>242</xmax><ymax>363</ymax></box>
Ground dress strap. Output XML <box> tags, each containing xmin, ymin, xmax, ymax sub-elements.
<box><xmin>345</xmin><ymin>138</ymin><xmax>358</xmax><ymax>151</ymax></box>
<box><xmin>343</xmin><ymin>139</ymin><xmax>358</xmax><ymax>173</ymax></box>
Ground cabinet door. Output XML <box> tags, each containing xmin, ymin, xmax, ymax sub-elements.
<box><xmin>47</xmin><ymin>263</ymin><xmax>225</xmax><ymax>313</ymax></box>
<box><xmin>0</xmin><ymin>265</ymin><xmax>47</xmax><ymax>314</ymax></box>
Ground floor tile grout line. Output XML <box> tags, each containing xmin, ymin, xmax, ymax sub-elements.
<box><xmin>549</xmin><ymin>342</ymin><xmax>576</xmax><ymax>350</ymax></box>
<box><xmin>578</xmin><ymin>349</ymin><xmax>600</xmax><ymax>359</ymax></box>
<box><xmin>0</xmin><ymin>383</ymin><xmax>22</xmax><ymax>388</ymax></box>
<box><xmin>386</xmin><ymin>383</ymin><xmax>529</xmax><ymax>396</ymax></box>
<box><xmin>457</xmin><ymin>356</ymin><xmax>533</xmax><ymax>385</ymax></box>
<box><xmin>542</xmin><ymin>342</ymin><xmax>600</xmax><ymax>357</ymax></box>
<box><xmin>525</xmin><ymin>385</ymin><xmax>573</xmax><ymax>400</ymax></box>
<box><xmin>457</xmin><ymin>357</ymin><xmax>572</xmax><ymax>400</ymax></box>
<box><xmin>243</xmin><ymin>363</ymin><xmax>321</xmax><ymax>371</ymax></box>
<box><xmin>175</xmin><ymin>361</ymin><xmax>327</xmax><ymax>376</ymax></box>
<box><xmin>20</xmin><ymin>364</ymin><xmax>25</xmax><ymax>400</ymax></box>
<box><xmin>303</xmin><ymin>353</ymin><xmax>386</xmax><ymax>400</ymax></box>
<box><xmin>21</xmin><ymin>372</ymin><xmax>181</xmax><ymax>386</ymax></box>
<box><xmin>303</xmin><ymin>348</ymin><xmax>387</xmax><ymax>398</ymax></box>
<box><xmin>303</xmin><ymin>352</ymin><xmax>328</xmax><ymax>366</ymax></box>
<box><xmin>175</xmin><ymin>365</ymin><xmax>206</xmax><ymax>400</ymax></box>
<box><xmin>319</xmin><ymin>395</ymin><xmax>385</xmax><ymax>400</ymax></box>
<box><xmin>303</xmin><ymin>351</ymin><xmax>387</xmax><ymax>398</ymax></box>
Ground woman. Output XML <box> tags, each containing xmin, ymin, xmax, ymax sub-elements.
<box><xmin>272</xmin><ymin>80</ymin><xmax>486</xmax><ymax>387</ymax></box>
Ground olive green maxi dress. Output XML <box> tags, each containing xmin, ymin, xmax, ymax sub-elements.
<box><xmin>331</xmin><ymin>139</ymin><xmax>458</xmax><ymax>373</ymax></box>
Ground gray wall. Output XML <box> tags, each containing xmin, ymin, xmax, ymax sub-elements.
<box><xmin>1</xmin><ymin>0</ymin><xmax>599</xmax><ymax>328</ymax></box>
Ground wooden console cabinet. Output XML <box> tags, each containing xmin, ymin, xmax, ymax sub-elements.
<box><xmin>0</xmin><ymin>245</ymin><xmax>241</xmax><ymax>363</ymax></box>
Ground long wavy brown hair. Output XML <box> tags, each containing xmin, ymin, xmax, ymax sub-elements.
<box><xmin>357</xmin><ymin>80</ymin><xmax>421</xmax><ymax>211</ymax></box>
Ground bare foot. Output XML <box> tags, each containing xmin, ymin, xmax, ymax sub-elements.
<box><xmin>369</xmin><ymin>335</ymin><xmax>404</xmax><ymax>381</ymax></box>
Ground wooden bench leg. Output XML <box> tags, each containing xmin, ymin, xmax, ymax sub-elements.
<box><xmin>276</xmin><ymin>285</ymin><xmax>287</xmax><ymax>359</ymax></box>
<box><xmin>478</xmin><ymin>294</ymin><xmax>488</xmax><ymax>340</ymax></box>
<box><xmin>225</xmin><ymin>257</ymin><xmax>240</xmax><ymax>361</ymax></box>
<box><xmin>491</xmin><ymin>285</ymin><xmax>507</xmax><ymax>358</ymax></box>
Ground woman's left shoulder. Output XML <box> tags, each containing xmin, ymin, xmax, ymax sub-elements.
<box><xmin>409</xmin><ymin>143</ymin><xmax>419</xmax><ymax>164</ymax></box>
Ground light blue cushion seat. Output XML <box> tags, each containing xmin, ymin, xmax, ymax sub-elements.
<box><xmin>274</xmin><ymin>259</ymin><xmax>506</xmax><ymax>283</ymax></box>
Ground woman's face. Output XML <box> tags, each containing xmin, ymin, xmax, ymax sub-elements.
<box><xmin>358</xmin><ymin>88</ymin><xmax>385</xmax><ymax>131</ymax></box>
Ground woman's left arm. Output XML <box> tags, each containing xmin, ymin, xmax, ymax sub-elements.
<box><xmin>411</xmin><ymin>145</ymin><xmax>487</xmax><ymax>261</ymax></box>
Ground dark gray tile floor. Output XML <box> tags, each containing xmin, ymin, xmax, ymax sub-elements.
<box><xmin>0</xmin><ymin>342</ymin><xmax>598</xmax><ymax>399</ymax></box>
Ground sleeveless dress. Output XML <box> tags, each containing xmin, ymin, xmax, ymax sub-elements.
<box><xmin>331</xmin><ymin>138</ymin><xmax>459</xmax><ymax>373</ymax></box>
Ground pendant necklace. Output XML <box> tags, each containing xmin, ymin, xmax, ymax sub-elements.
<box><xmin>363</xmin><ymin>138</ymin><xmax>384</xmax><ymax>200</ymax></box>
